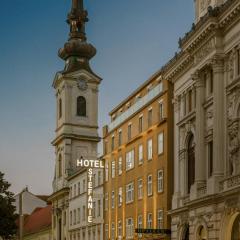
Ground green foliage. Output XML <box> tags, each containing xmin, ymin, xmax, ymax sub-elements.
<box><xmin>0</xmin><ymin>171</ymin><xmax>17</xmax><ymax>239</ymax></box>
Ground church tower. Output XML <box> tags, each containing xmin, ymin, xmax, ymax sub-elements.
<box><xmin>49</xmin><ymin>1</ymin><xmax>101</xmax><ymax>240</ymax></box>
<box><xmin>194</xmin><ymin>0</ymin><xmax>226</xmax><ymax>22</ymax></box>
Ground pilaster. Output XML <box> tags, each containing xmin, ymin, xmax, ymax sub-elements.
<box><xmin>191</xmin><ymin>70</ymin><xmax>206</xmax><ymax>200</ymax></box>
<box><xmin>208</xmin><ymin>56</ymin><xmax>225</xmax><ymax>194</ymax></box>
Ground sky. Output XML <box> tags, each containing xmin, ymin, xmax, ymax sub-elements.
<box><xmin>0</xmin><ymin>0</ymin><xmax>194</xmax><ymax>195</ymax></box>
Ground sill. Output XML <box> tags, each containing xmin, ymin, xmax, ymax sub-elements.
<box><xmin>147</xmin><ymin>194</ymin><xmax>153</xmax><ymax>197</ymax></box>
<box><xmin>157</xmin><ymin>190</ymin><xmax>164</xmax><ymax>194</ymax></box>
<box><xmin>126</xmin><ymin>201</ymin><xmax>134</xmax><ymax>205</ymax></box>
<box><xmin>158</xmin><ymin>153</ymin><xmax>164</xmax><ymax>157</ymax></box>
<box><xmin>138</xmin><ymin>162</ymin><xmax>143</xmax><ymax>166</ymax></box>
<box><xmin>138</xmin><ymin>198</ymin><xmax>143</xmax><ymax>201</ymax></box>
<box><xmin>148</xmin><ymin>158</ymin><xmax>152</xmax><ymax>161</ymax></box>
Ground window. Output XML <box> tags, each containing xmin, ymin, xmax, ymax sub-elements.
<box><xmin>97</xmin><ymin>199</ymin><xmax>101</xmax><ymax>217</ymax></box>
<box><xmin>208</xmin><ymin>141</ymin><xmax>213</xmax><ymax>177</ymax></box>
<box><xmin>187</xmin><ymin>134</ymin><xmax>195</xmax><ymax>193</ymax></box>
<box><xmin>70</xmin><ymin>211</ymin><xmax>72</xmax><ymax>225</ymax></box>
<box><xmin>138</xmin><ymin>215</ymin><xmax>143</xmax><ymax>237</ymax></box>
<box><xmin>126</xmin><ymin>218</ymin><xmax>134</xmax><ymax>239</ymax></box>
<box><xmin>139</xmin><ymin>116</ymin><xmax>143</xmax><ymax>133</ymax></box>
<box><xmin>111</xmin><ymin>160</ymin><xmax>115</xmax><ymax>178</ymax></box>
<box><xmin>148</xmin><ymin>108</ymin><xmax>153</xmax><ymax>127</ymax></box>
<box><xmin>147</xmin><ymin>175</ymin><xmax>153</xmax><ymax>196</ymax></box>
<box><xmin>83</xmin><ymin>179</ymin><xmax>86</xmax><ymax>192</ymax></box>
<box><xmin>158</xmin><ymin>132</ymin><xmax>164</xmax><ymax>155</ymax></box>
<box><xmin>210</xmin><ymin>69</ymin><xmax>213</xmax><ymax>94</ymax></box>
<box><xmin>118</xmin><ymin>130</ymin><xmax>122</xmax><ymax>146</ymax></box>
<box><xmin>78</xmin><ymin>208</ymin><xmax>80</xmax><ymax>223</ymax></box>
<box><xmin>78</xmin><ymin>182</ymin><xmax>80</xmax><ymax>195</ymax></box>
<box><xmin>70</xmin><ymin>186</ymin><xmax>72</xmax><ymax>199</ymax></box>
<box><xmin>118</xmin><ymin>221</ymin><xmax>122</xmax><ymax>240</ymax></box>
<box><xmin>105</xmin><ymin>193</ymin><xmax>108</xmax><ymax>210</ymax></box>
<box><xmin>147</xmin><ymin>213</ymin><xmax>152</xmax><ymax>228</ymax></box>
<box><xmin>82</xmin><ymin>205</ymin><xmax>86</xmax><ymax>221</ymax></box>
<box><xmin>98</xmin><ymin>171</ymin><xmax>102</xmax><ymax>185</ymax></box>
<box><xmin>111</xmin><ymin>223</ymin><xmax>115</xmax><ymax>240</ymax></box>
<box><xmin>126</xmin><ymin>182</ymin><xmax>134</xmax><ymax>203</ymax></box>
<box><xmin>93</xmin><ymin>202</ymin><xmax>96</xmax><ymax>218</ymax></box>
<box><xmin>105</xmin><ymin>224</ymin><xmax>109</xmax><ymax>240</ymax></box>
<box><xmin>147</xmin><ymin>139</ymin><xmax>153</xmax><ymax>160</ymax></box>
<box><xmin>104</xmin><ymin>140</ymin><xmax>108</xmax><ymax>155</ymax></box>
<box><xmin>118</xmin><ymin>157</ymin><xmax>123</xmax><ymax>175</ymax></box>
<box><xmin>188</xmin><ymin>90</ymin><xmax>192</xmax><ymax>112</ymax></box>
<box><xmin>159</xmin><ymin>81</ymin><xmax>163</xmax><ymax>92</ymax></box>
<box><xmin>237</xmin><ymin>49</ymin><xmax>240</xmax><ymax>75</ymax></box>
<box><xmin>118</xmin><ymin>187</ymin><xmax>123</xmax><ymax>206</ymax></box>
<box><xmin>126</xmin><ymin>150</ymin><xmax>134</xmax><ymax>171</ymax></box>
<box><xmin>128</xmin><ymin>124</ymin><xmax>132</xmax><ymax>141</ymax></box>
<box><xmin>105</xmin><ymin>163</ymin><xmax>109</xmax><ymax>182</ymax></box>
<box><xmin>77</xmin><ymin>96</ymin><xmax>86</xmax><ymax>117</ymax></box>
<box><xmin>111</xmin><ymin>191</ymin><xmax>115</xmax><ymax>209</ymax></box>
<box><xmin>159</xmin><ymin>101</ymin><xmax>164</xmax><ymax>121</ymax></box>
<box><xmin>111</xmin><ymin>135</ymin><xmax>115</xmax><ymax>151</ymax></box>
<box><xmin>93</xmin><ymin>174</ymin><xmax>96</xmax><ymax>188</ymax></box>
<box><xmin>74</xmin><ymin>184</ymin><xmax>76</xmax><ymax>197</ymax></box>
<box><xmin>59</xmin><ymin>98</ymin><xmax>62</xmax><ymax>119</ymax></box>
<box><xmin>138</xmin><ymin>144</ymin><xmax>143</xmax><ymax>165</ymax></box>
<box><xmin>138</xmin><ymin>179</ymin><xmax>143</xmax><ymax>199</ymax></box>
<box><xmin>58</xmin><ymin>154</ymin><xmax>62</xmax><ymax>177</ymax></box>
<box><xmin>157</xmin><ymin>210</ymin><xmax>163</xmax><ymax>229</ymax></box>
<box><xmin>158</xmin><ymin>170</ymin><xmax>164</xmax><ymax>193</ymax></box>
<box><xmin>74</xmin><ymin>209</ymin><xmax>76</xmax><ymax>224</ymax></box>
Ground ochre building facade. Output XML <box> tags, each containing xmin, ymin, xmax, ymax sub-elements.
<box><xmin>103</xmin><ymin>73</ymin><xmax>173</xmax><ymax>240</ymax></box>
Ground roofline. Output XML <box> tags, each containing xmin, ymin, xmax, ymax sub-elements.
<box><xmin>108</xmin><ymin>69</ymin><xmax>162</xmax><ymax>116</ymax></box>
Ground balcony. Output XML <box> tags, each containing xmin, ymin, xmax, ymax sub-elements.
<box><xmin>108</xmin><ymin>83</ymin><xmax>163</xmax><ymax>131</ymax></box>
<box><xmin>219</xmin><ymin>174</ymin><xmax>240</xmax><ymax>192</ymax></box>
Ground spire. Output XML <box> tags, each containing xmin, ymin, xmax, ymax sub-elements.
<box><xmin>58</xmin><ymin>0</ymin><xmax>96</xmax><ymax>73</ymax></box>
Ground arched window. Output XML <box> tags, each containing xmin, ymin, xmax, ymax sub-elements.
<box><xmin>187</xmin><ymin>134</ymin><xmax>195</xmax><ymax>193</ymax></box>
<box><xmin>231</xmin><ymin>214</ymin><xmax>240</xmax><ymax>239</ymax></box>
<box><xmin>77</xmin><ymin>96</ymin><xmax>86</xmax><ymax>117</ymax></box>
<box><xmin>59</xmin><ymin>98</ymin><xmax>62</xmax><ymax>119</ymax></box>
<box><xmin>58</xmin><ymin>154</ymin><xmax>62</xmax><ymax>177</ymax></box>
<box><xmin>197</xmin><ymin>226</ymin><xmax>207</xmax><ymax>240</ymax></box>
<box><xmin>182</xmin><ymin>224</ymin><xmax>189</xmax><ymax>240</ymax></box>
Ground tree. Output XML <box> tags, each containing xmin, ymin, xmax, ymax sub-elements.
<box><xmin>0</xmin><ymin>171</ymin><xmax>17</xmax><ymax>240</ymax></box>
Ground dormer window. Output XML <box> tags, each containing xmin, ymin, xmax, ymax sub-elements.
<box><xmin>77</xmin><ymin>96</ymin><xmax>86</xmax><ymax>117</ymax></box>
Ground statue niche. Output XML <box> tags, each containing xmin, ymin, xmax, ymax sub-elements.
<box><xmin>228</xmin><ymin>120</ymin><xmax>240</xmax><ymax>175</ymax></box>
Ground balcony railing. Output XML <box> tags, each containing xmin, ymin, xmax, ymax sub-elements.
<box><xmin>219</xmin><ymin>174</ymin><xmax>240</xmax><ymax>192</ymax></box>
<box><xmin>108</xmin><ymin>83</ymin><xmax>163</xmax><ymax>131</ymax></box>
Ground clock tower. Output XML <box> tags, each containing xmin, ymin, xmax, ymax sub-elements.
<box><xmin>49</xmin><ymin>1</ymin><xmax>101</xmax><ymax>240</ymax></box>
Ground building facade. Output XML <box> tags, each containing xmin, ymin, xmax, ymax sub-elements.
<box><xmin>161</xmin><ymin>0</ymin><xmax>240</xmax><ymax>239</ymax></box>
<box><xmin>103</xmin><ymin>73</ymin><xmax>173</xmax><ymax>239</ymax></box>
<box><xmin>68</xmin><ymin>168</ymin><xmax>104</xmax><ymax>240</ymax></box>
<box><xmin>48</xmin><ymin>1</ymin><xmax>103</xmax><ymax>240</ymax></box>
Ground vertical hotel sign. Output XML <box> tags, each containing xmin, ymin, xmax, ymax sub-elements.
<box><xmin>77</xmin><ymin>158</ymin><xmax>104</xmax><ymax>223</ymax></box>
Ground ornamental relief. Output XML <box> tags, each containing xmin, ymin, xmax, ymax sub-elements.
<box><xmin>194</xmin><ymin>38</ymin><xmax>215</xmax><ymax>65</ymax></box>
<box><xmin>228</xmin><ymin>119</ymin><xmax>240</xmax><ymax>176</ymax></box>
<box><xmin>205</xmin><ymin>107</ymin><xmax>213</xmax><ymax>129</ymax></box>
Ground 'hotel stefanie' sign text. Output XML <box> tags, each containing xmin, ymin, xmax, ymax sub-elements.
<box><xmin>77</xmin><ymin>158</ymin><xmax>104</xmax><ymax>223</ymax></box>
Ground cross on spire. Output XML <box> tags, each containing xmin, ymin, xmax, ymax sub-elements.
<box><xmin>58</xmin><ymin>0</ymin><xmax>97</xmax><ymax>73</ymax></box>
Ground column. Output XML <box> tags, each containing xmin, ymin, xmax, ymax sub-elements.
<box><xmin>211</xmin><ymin>56</ymin><xmax>225</xmax><ymax>192</ymax></box>
<box><xmin>172</xmin><ymin>97</ymin><xmax>180</xmax><ymax>209</ymax></box>
<box><xmin>191</xmin><ymin>71</ymin><xmax>206</xmax><ymax>198</ymax></box>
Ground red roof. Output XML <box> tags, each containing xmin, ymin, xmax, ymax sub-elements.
<box><xmin>23</xmin><ymin>205</ymin><xmax>52</xmax><ymax>235</ymax></box>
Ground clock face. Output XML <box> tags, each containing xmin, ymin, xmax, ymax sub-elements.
<box><xmin>78</xmin><ymin>79</ymin><xmax>88</xmax><ymax>91</ymax></box>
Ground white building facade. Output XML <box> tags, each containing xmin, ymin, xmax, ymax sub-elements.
<box><xmin>68</xmin><ymin>169</ymin><xmax>104</xmax><ymax>240</ymax></box>
<box><xmin>162</xmin><ymin>0</ymin><xmax>240</xmax><ymax>239</ymax></box>
<box><xmin>48</xmin><ymin>1</ymin><xmax>103</xmax><ymax>240</ymax></box>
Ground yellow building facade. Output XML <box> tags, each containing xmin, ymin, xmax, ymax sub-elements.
<box><xmin>103</xmin><ymin>72</ymin><xmax>173</xmax><ymax>240</ymax></box>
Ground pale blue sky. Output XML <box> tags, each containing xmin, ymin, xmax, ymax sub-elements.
<box><xmin>0</xmin><ymin>0</ymin><xmax>194</xmax><ymax>194</ymax></box>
